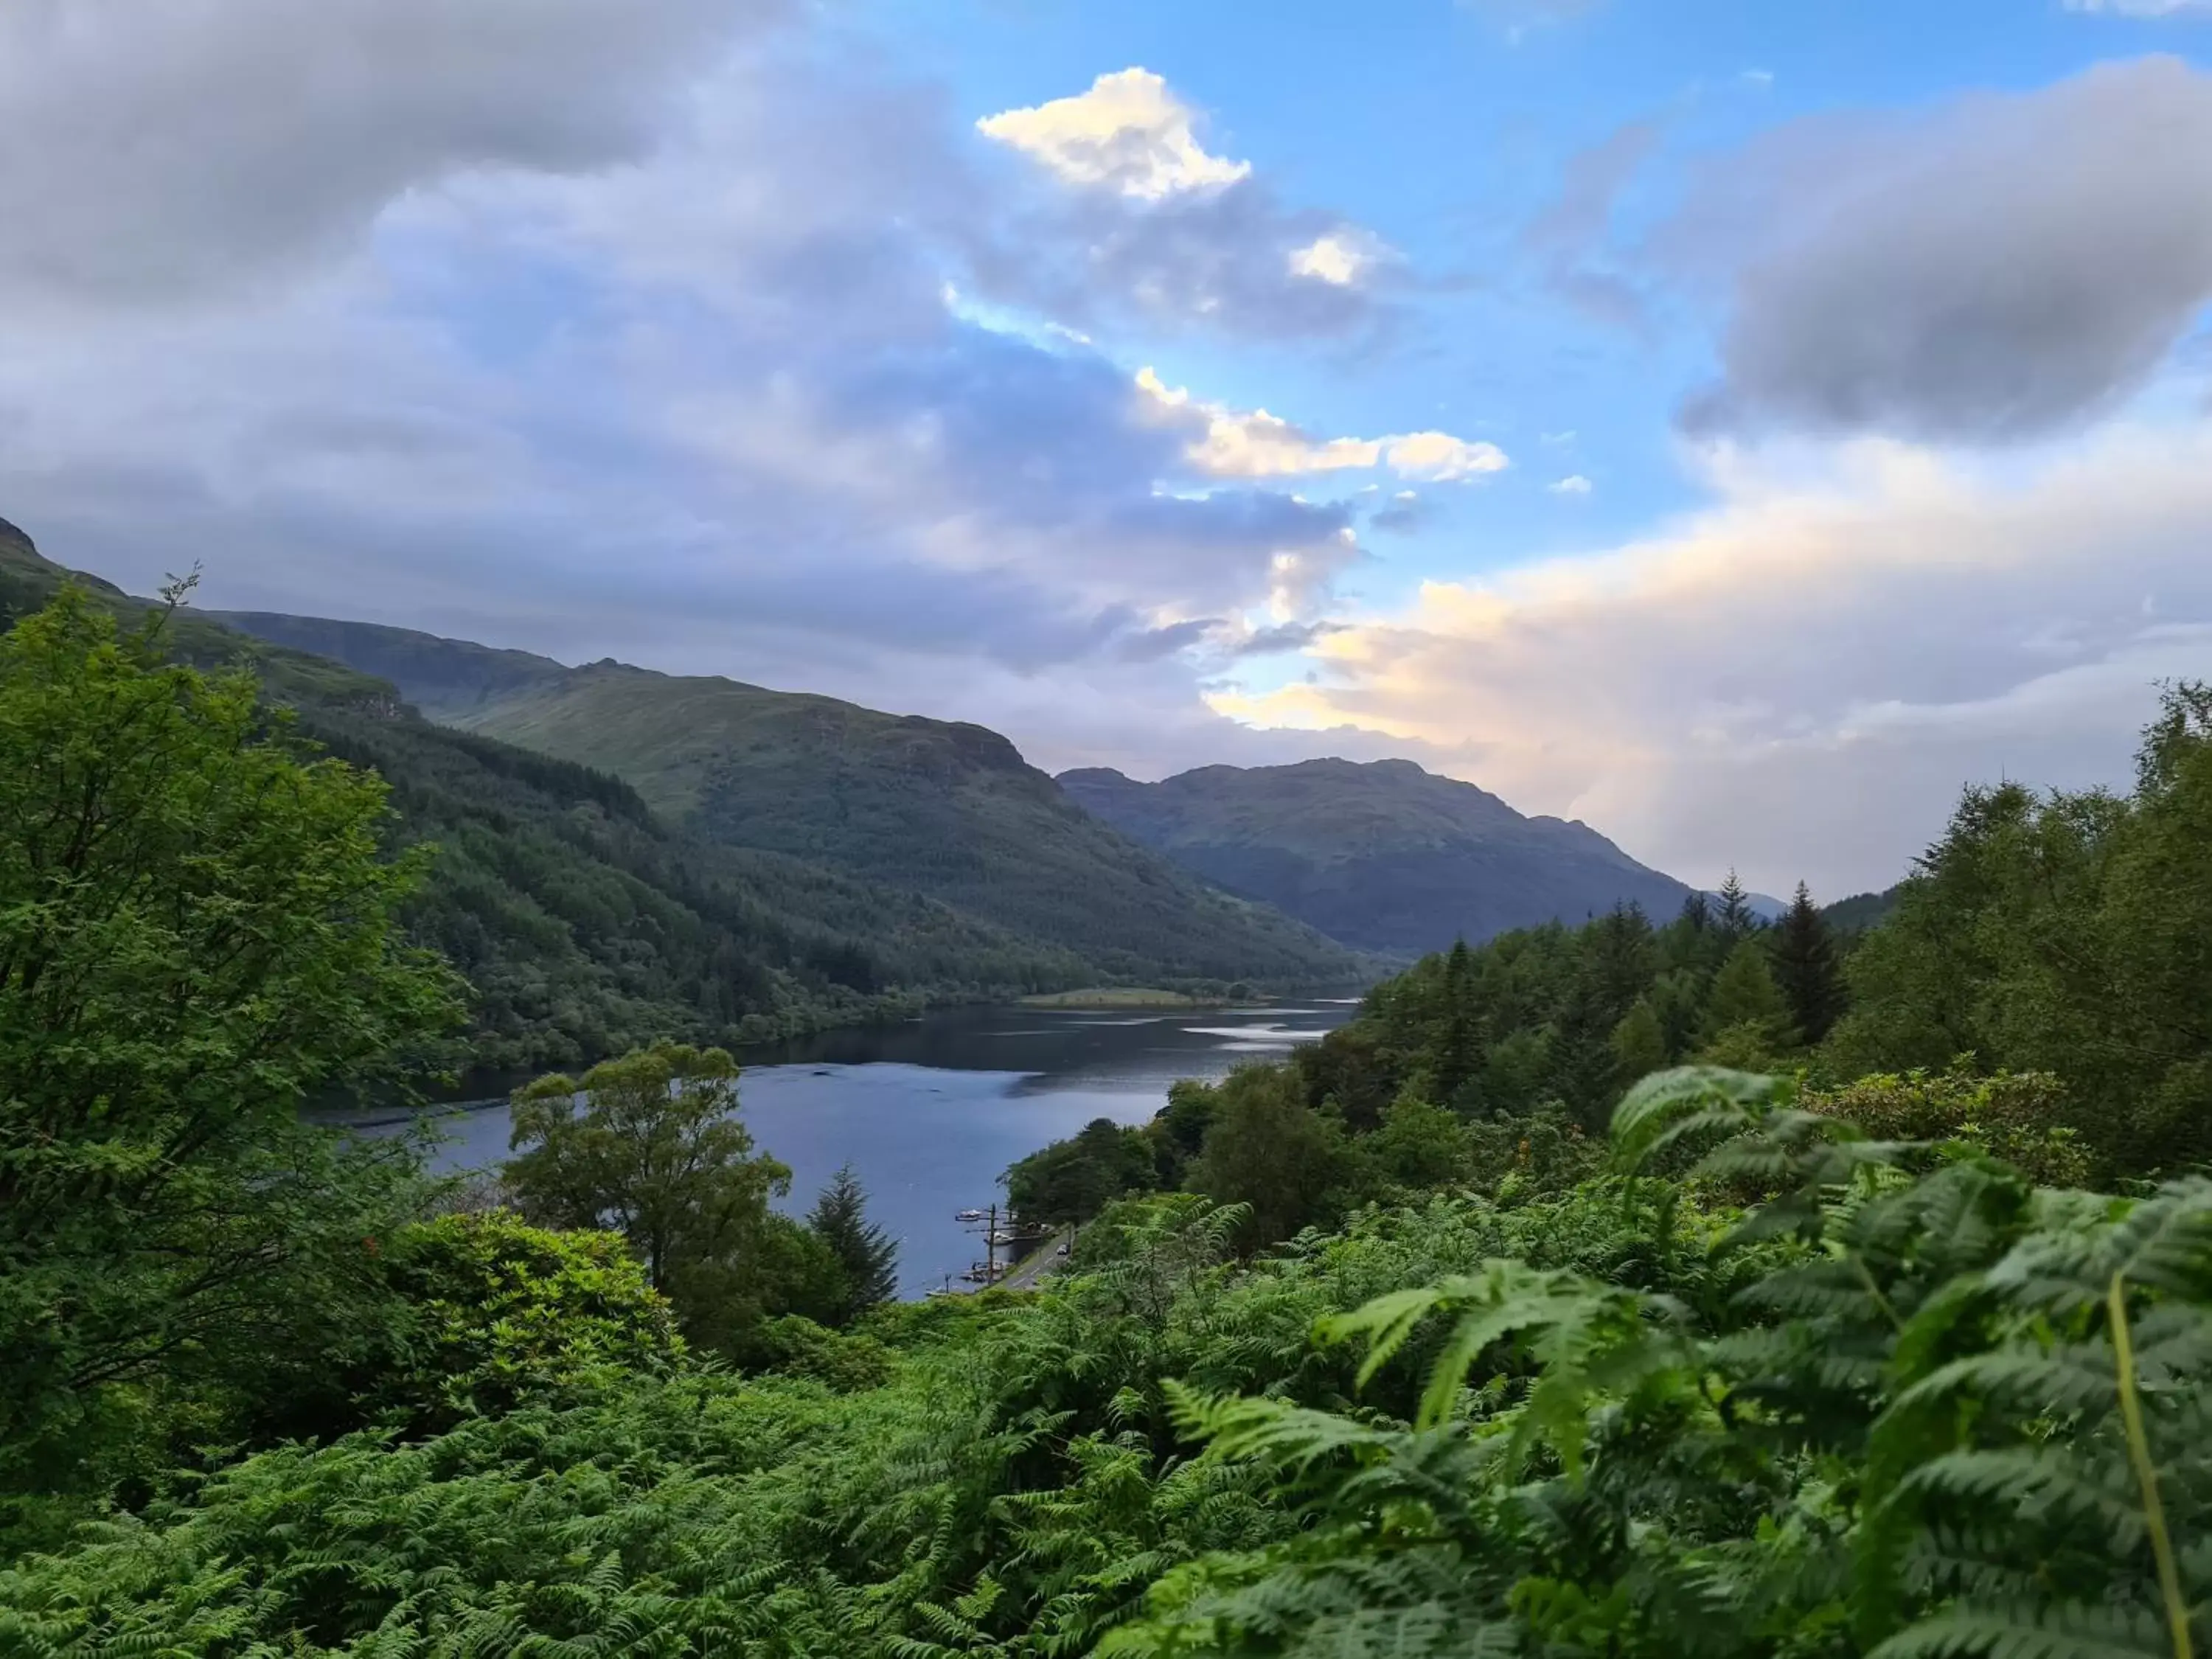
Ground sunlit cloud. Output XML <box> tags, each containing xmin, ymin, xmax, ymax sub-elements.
<box><xmin>977</xmin><ymin>68</ymin><xmax>1250</xmax><ymax>199</ymax></box>
<box><xmin>1137</xmin><ymin>368</ymin><xmax>1509</xmax><ymax>482</ymax></box>
<box><xmin>1212</xmin><ymin>425</ymin><xmax>2212</xmax><ymax>891</ymax></box>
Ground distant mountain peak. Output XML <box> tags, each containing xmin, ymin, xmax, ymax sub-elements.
<box><xmin>1060</xmin><ymin>757</ymin><xmax>1692</xmax><ymax>956</ymax></box>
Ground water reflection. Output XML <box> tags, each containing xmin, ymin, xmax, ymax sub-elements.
<box><xmin>373</xmin><ymin>1000</ymin><xmax>1359</xmax><ymax>1298</ymax></box>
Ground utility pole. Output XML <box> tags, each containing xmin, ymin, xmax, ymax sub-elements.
<box><xmin>956</xmin><ymin>1200</ymin><xmax>1006</xmax><ymax>1285</ymax></box>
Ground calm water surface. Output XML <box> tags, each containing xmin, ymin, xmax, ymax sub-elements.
<box><xmin>397</xmin><ymin>1001</ymin><xmax>1357</xmax><ymax>1297</ymax></box>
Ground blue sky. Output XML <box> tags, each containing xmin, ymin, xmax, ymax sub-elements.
<box><xmin>1</xmin><ymin>0</ymin><xmax>2209</xmax><ymax>896</ymax></box>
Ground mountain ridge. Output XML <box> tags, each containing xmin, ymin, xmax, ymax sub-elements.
<box><xmin>1058</xmin><ymin>757</ymin><xmax>1696</xmax><ymax>955</ymax></box>
<box><xmin>212</xmin><ymin>611</ymin><xmax>1368</xmax><ymax>987</ymax></box>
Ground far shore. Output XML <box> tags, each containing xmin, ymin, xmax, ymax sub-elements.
<box><xmin>1015</xmin><ymin>987</ymin><xmax>1238</xmax><ymax>1010</ymax></box>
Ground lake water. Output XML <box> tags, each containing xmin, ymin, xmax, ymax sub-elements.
<box><xmin>393</xmin><ymin>1001</ymin><xmax>1358</xmax><ymax>1297</ymax></box>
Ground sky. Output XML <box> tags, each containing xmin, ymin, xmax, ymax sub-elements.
<box><xmin>2</xmin><ymin>0</ymin><xmax>2210</xmax><ymax>897</ymax></box>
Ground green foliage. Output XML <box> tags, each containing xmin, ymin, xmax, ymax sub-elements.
<box><xmin>1102</xmin><ymin>1076</ymin><xmax>2212</xmax><ymax>1658</ymax></box>
<box><xmin>1186</xmin><ymin>1065</ymin><xmax>1356</xmax><ymax>1251</ymax></box>
<box><xmin>226</xmin><ymin>613</ymin><xmax>1367</xmax><ymax>990</ymax></box>
<box><xmin>1006</xmin><ymin>1116</ymin><xmax>1161</xmax><ymax>1229</ymax></box>
<box><xmin>20</xmin><ymin>1055</ymin><xmax>2206</xmax><ymax>1659</ymax></box>
<box><xmin>1806</xmin><ymin>1065</ymin><xmax>2092</xmax><ymax>1187</ymax></box>
<box><xmin>0</xmin><ymin>588</ymin><xmax>457</xmax><ymax>1504</ymax></box>
<box><xmin>1773</xmin><ymin>880</ymin><xmax>1848</xmax><ymax>1043</ymax></box>
<box><xmin>0</xmin><ymin>519</ymin><xmax>1114</xmax><ymax>1072</ymax></box>
<box><xmin>808</xmin><ymin>1163</ymin><xmax>901</xmax><ymax>1322</ymax></box>
<box><xmin>1827</xmin><ymin>684</ymin><xmax>2212</xmax><ymax>1178</ymax></box>
<box><xmin>1700</xmin><ymin>937</ymin><xmax>1799</xmax><ymax>1057</ymax></box>
<box><xmin>504</xmin><ymin>1042</ymin><xmax>799</xmax><ymax>1354</ymax></box>
<box><xmin>369</xmin><ymin>1210</ymin><xmax>684</xmax><ymax>1427</ymax></box>
<box><xmin>754</xmin><ymin>1315</ymin><xmax>897</xmax><ymax>1391</ymax></box>
<box><xmin>1610</xmin><ymin>995</ymin><xmax>1671</xmax><ymax>1081</ymax></box>
<box><xmin>1367</xmin><ymin>1094</ymin><xmax>1473</xmax><ymax>1189</ymax></box>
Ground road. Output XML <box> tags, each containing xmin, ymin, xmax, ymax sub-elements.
<box><xmin>997</xmin><ymin>1224</ymin><xmax>1074</xmax><ymax>1292</ymax></box>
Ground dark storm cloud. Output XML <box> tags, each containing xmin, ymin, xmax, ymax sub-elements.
<box><xmin>1679</xmin><ymin>56</ymin><xmax>2212</xmax><ymax>442</ymax></box>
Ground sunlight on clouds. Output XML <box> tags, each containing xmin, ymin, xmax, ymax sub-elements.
<box><xmin>977</xmin><ymin>68</ymin><xmax>1251</xmax><ymax>199</ymax></box>
<box><xmin>1136</xmin><ymin>367</ymin><xmax>1508</xmax><ymax>482</ymax></box>
<box><xmin>1287</xmin><ymin>231</ymin><xmax>1377</xmax><ymax>285</ymax></box>
<box><xmin>1208</xmin><ymin>425</ymin><xmax>2212</xmax><ymax>891</ymax></box>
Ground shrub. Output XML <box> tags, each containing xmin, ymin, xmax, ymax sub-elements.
<box><xmin>371</xmin><ymin>1210</ymin><xmax>683</xmax><ymax>1426</ymax></box>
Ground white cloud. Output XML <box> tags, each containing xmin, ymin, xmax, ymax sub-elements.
<box><xmin>1210</xmin><ymin>426</ymin><xmax>2212</xmax><ymax>894</ymax></box>
<box><xmin>1287</xmin><ymin>230</ymin><xmax>1382</xmax><ymax>286</ymax></box>
<box><xmin>1550</xmin><ymin>474</ymin><xmax>1594</xmax><ymax>495</ymax></box>
<box><xmin>977</xmin><ymin>68</ymin><xmax>1250</xmax><ymax>199</ymax></box>
<box><xmin>1137</xmin><ymin>369</ymin><xmax>1509</xmax><ymax>482</ymax></box>
<box><xmin>2064</xmin><ymin>0</ymin><xmax>2212</xmax><ymax>12</ymax></box>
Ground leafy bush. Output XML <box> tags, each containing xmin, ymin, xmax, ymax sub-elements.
<box><xmin>369</xmin><ymin>1211</ymin><xmax>683</xmax><ymax>1427</ymax></box>
<box><xmin>1806</xmin><ymin>1064</ymin><xmax>2092</xmax><ymax>1186</ymax></box>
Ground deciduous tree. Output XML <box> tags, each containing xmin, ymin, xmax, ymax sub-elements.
<box><xmin>0</xmin><ymin>587</ymin><xmax>459</xmax><ymax>1491</ymax></box>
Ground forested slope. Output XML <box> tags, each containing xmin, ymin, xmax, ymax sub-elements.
<box><xmin>221</xmin><ymin>611</ymin><xmax>1368</xmax><ymax>987</ymax></box>
<box><xmin>1</xmin><ymin>521</ymin><xmax>1087</xmax><ymax>1073</ymax></box>
<box><xmin>1060</xmin><ymin>757</ymin><xmax>1693</xmax><ymax>953</ymax></box>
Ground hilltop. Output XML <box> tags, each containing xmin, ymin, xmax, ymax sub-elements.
<box><xmin>0</xmin><ymin>524</ymin><xmax>1110</xmax><ymax>1075</ymax></box>
<box><xmin>215</xmin><ymin>615</ymin><xmax>1366</xmax><ymax>989</ymax></box>
<box><xmin>1060</xmin><ymin>756</ymin><xmax>1694</xmax><ymax>955</ymax></box>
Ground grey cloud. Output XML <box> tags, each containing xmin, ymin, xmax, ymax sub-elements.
<box><xmin>0</xmin><ymin>0</ymin><xmax>773</xmax><ymax>307</ymax></box>
<box><xmin>1228</xmin><ymin>620</ymin><xmax>1346</xmax><ymax>656</ymax></box>
<box><xmin>1368</xmin><ymin>493</ymin><xmax>1438</xmax><ymax>535</ymax></box>
<box><xmin>970</xmin><ymin>180</ymin><xmax>1390</xmax><ymax>341</ymax></box>
<box><xmin>0</xmin><ymin>38</ymin><xmax>1358</xmax><ymax>695</ymax></box>
<box><xmin>0</xmin><ymin>1</ymin><xmax>1397</xmax><ymax>810</ymax></box>
<box><xmin>1522</xmin><ymin>119</ymin><xmax>1660</xmax><ymax>334</ymax></box>
<box><xmin>1680</xmin><ymin>55</ymin><xmax>2212</xmax><ymax>442</ymax></box>
<box><xmin>1526</xmin><ymin>119</ymin><xmax>1660</xmax><ymax>257</ymax></box>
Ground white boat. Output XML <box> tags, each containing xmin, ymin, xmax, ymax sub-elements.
<box><xmin>955</xmin><ymin>1208</ymin><xmax>985</xmax><ymax>1222</ymax></box>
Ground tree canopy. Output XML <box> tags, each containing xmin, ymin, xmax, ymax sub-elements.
<box><xmin>0</xmin><ymin>588</ymin><xmax>458</xmax><ymax>1497</ymax></box>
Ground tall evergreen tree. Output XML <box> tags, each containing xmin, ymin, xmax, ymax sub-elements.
<box><xmin>807</xmin><ymin>1164</ymin><xmax>899</xmax><ymax>1323</ymax></box>
<box><xmin>1770</xmin><ymin>881</ymin><xmax>1846</xmax><ymax>1044</ymax></box>
<box><xmin>1429</xmin><ymin>939</ymin><xmax>1481</xmax><ymax>1105</ymax></box>
<box><xmin>1714</xmin><ymin>870</ymin><xmax>1757</xmax><ymax>942</ymax></box>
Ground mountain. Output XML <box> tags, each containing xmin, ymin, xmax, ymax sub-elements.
<box><xmin>0</xmin><ymin>524</ymin><xmax>1133</xmax><ymax>1077</ymax></box>
<box><xmin>1823</xmin><ymin>885</ymin><xmax>1902</xmax><ymax>936</ymax></box>
<box><xmin>215</xmin><ymin>614</ymin><xmax>1366</xmax><ymax>988</ymax></box>
<box><xmin>1057</xmin><ymin>757</ymin><xmax>1694</xmax><ymax>956</ymax></box>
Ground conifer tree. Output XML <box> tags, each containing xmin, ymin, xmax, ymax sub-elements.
<box><xmin>1714</xmin><ymin>869</ymin><xmax>1757</xmax><ymax>942</ymax></box>
<box><xmin>1769</xmin><ymin>881</ymin><xmax>1846</xmax><ymax>1043</ymax></box>
<box><xmin>1429</xmin><ymin>939</ymin><xmax>1481</xmax><ymax>1105</ymax></box>
<box><xmin>807</xmin><ymin>1164</ymin><xmax>899</xmax><ymax>1323</ymax></box>
<box><xmin>1697</xmin><ymin>938</ymin><xmax>1797</xmax><ymax>1056</ymax></box>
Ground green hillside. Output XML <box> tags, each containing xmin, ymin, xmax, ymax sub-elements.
<box><xmin>0</xmin><ymin>523</ymin><xmax>1090</xmax><ymax>1075</ymax></box>
<box><xmin>219</xmin><ymin>614</ymin><xmax>1367</xmax><ymax>987</ymax></box>
<box><xmin>1059</xmin><ymin>756</ymin><xmax>1693</xmax><ymax>954</ymax></box>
